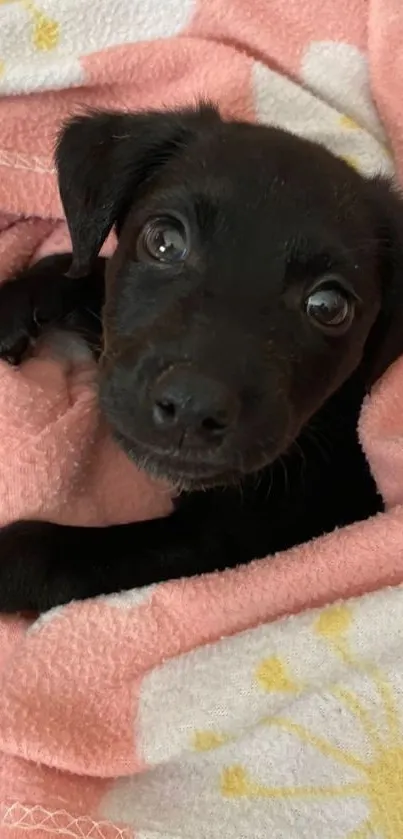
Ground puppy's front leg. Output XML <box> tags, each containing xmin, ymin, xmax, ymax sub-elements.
<box><xmin>0</xmin><ymin>501</ymin><xmax>250</xmax><ymax>613</ymax></box>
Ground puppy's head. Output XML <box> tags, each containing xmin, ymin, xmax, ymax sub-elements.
<box><xmin>56</xmin><ymin>106</ymin><xmax>403</xmax><ymax>487</ymax></box>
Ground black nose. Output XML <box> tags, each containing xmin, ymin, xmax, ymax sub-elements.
<box><xmin>151</xmin><ymin>366</ymin><xmax>239</xmax><ymax>446</ymax></box>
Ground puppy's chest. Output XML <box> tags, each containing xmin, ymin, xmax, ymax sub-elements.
<box><xmin>204</xmin><ymin>438</ymin><xmax>381</xmax><ymax>555</ymax></box>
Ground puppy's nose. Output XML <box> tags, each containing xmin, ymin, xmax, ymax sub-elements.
<box><xmin>151</xmin><ymin>366</ymin><xmax>239</xmax><ymax>445</ymax></box>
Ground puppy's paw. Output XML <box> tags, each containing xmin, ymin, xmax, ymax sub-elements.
<box><xmin>0</xmin><ymin>280</ymin><xmax>37</xmax><ymax>364</ymax></box>
<box><xmin>0</xmin><ymin>519</ymin><xmax>96</xmax><ymax>613</ymax></box>
<box><xmin>0</xmin><ymin>254</ymin><xmax>75</xmax><ymax>366</ymax></box>
<box><xmin>0</xmin><ymin>520</ymin><xmax>57</xmax><ymax>612</ymax></box>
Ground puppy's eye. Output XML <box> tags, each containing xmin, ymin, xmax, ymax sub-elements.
<box><xmin>138</xmin><ymin>216</ymin><xmax>188</xmax><ymax>263</ymax></box>
<box><xmin>305</xmin><ymin>278</ymin><xmax>355</xmax><ymax>332</ymax></box>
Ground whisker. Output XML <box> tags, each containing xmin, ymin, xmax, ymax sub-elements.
<box><xmin>278</xmin><ymin>455</ymin><xmax>289</xmax><ymax>495</ymax></box>
<box><xmin>84</xmin><ymin>307</ymin><xmax>103</xmax><ymax>325</ymax></box>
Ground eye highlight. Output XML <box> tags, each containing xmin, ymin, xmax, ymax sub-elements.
<box><xmin>304</xmin><ymin>276</ymin><xmax>356</xmax><ymax>333</ymax></box>
<box><xmin>137</xmin><ymin>215</ymin><xmax>189</xmax><ymax>264</ymax></box>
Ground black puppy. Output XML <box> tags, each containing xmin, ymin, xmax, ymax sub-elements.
<box><xmin>0</xmin><ymin>104</ymin><xmax>402</xmax><ymax>613</ymax></box>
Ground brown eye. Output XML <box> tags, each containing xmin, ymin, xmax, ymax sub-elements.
<box><xmin>138</xmin><ymin>216</ymin><xmax>188</xmax><ymax>263</ymax></box>
<box><xmin>305</xmin><ymin>282</ymin><xmax>355</xmax><ymax>331</ymax></box>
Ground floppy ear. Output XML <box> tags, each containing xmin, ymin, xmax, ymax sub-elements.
<box><xmin>56</xmin><ymin>104</ymin><xmax>220</xmax><ymax>278</ymax></box>
<box><xmin>364</xmin><ymin>177</ymin><xmax>403</xmax><ymax>386</ymax></box>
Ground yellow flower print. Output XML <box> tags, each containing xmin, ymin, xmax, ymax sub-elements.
<box><xmin>192</xmin><ymin>730</ymin><xmax>231</xmax><ymax>752</ymax></box>
<box><xmin>341</xmin><ymin>154</ymin><xmax>360</xmax><ymax>172</ymax></box>
<box><xmin>220</xmin><ymin>604</ymin><xmax>403</xmax><ymax>839</ymax></box>
<box><xmin>315</xmin><ymin>603</ymin><xmax>353</xmax><ymax>639</ymax></box>
<box><xmin>21</xmin><ymin>0</ymin><xmax>59</xmax><ymax>51</ymax></box>
<box><xmin>0</xmin><ymin>0</ymin><xmax>59</xmax><ymax>52</ymax></box>
<box><xmin>339</xmin><ymin>114</ymin><xmax>361</xmax><ymax>131</ymax></box>
<box><xmin>255</xmin><ymin>655</ymin><xmax>300</xmax><ymax>693</ymax></box>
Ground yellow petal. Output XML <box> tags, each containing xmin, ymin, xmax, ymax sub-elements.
<box><xmin>192</xmin><ymin>730</ymin><xmax>230</xmax><ymax>751</ymax></box>
<box><xmin>315</xmin><ymin>605</ymin><xmax>352</xmax><ymax>639</ymax></box>
<box><xmin>339</xmin><ymin>115</ymin><xmax>360</xmax><ymax>131</ymax></box>
<box><xmin>255</xmin><ymin>656</ymin><xmax>298</xmax><ymax>693</ymax></box>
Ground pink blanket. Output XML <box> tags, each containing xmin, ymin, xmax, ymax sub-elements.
<box><xmin>1</xmin><ymin>0</ymin><xmax>403</xmax><ymax>835</ymax></box>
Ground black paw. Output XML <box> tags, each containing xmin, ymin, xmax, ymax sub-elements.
<box><xmin>0</xmin><ymin>279</ymin><xmax>38</xmax><ymax>364</ymax></box>
<box><xmin>0</xmin><ymin>254</ymin><xmax>75</xmax><ymax>365</ymax></box>
<box><xmin>0</xmin><ymin>518</ymin><xmax>99</xmax><ymax>612</ymax></box>
<box><xmin>0</xmin><ymin>520</ymin><xmax>53</xmax><ymax>612</ymax></box>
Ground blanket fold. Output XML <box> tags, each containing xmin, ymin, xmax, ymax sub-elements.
<box><xmin>1</xmin><ymin>0</ymin><xmax>403</xmax><ymax>836</ymax></box>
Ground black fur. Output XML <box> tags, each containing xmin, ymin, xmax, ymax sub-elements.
<box><xmin>0</xmin><ymin>104</ymin><xmax>402</xmax><ymax>613</ymax></box>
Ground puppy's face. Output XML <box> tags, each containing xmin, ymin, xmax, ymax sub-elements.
<box><xmin>57</xmin><ymin>107</ymin><xmax>403</xmax><ymax>487</ymax></box>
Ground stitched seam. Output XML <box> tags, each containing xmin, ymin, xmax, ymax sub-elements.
<box><xmin>1</xmin><ymin>802</ymin><xmax>132</xmax><ymax>839</ymax></box>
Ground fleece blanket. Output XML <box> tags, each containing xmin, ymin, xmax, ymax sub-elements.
<box><xmin>1</xmin><ymin>0</ymin><xmax>403</xmax><ymax>836</ymax></box>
